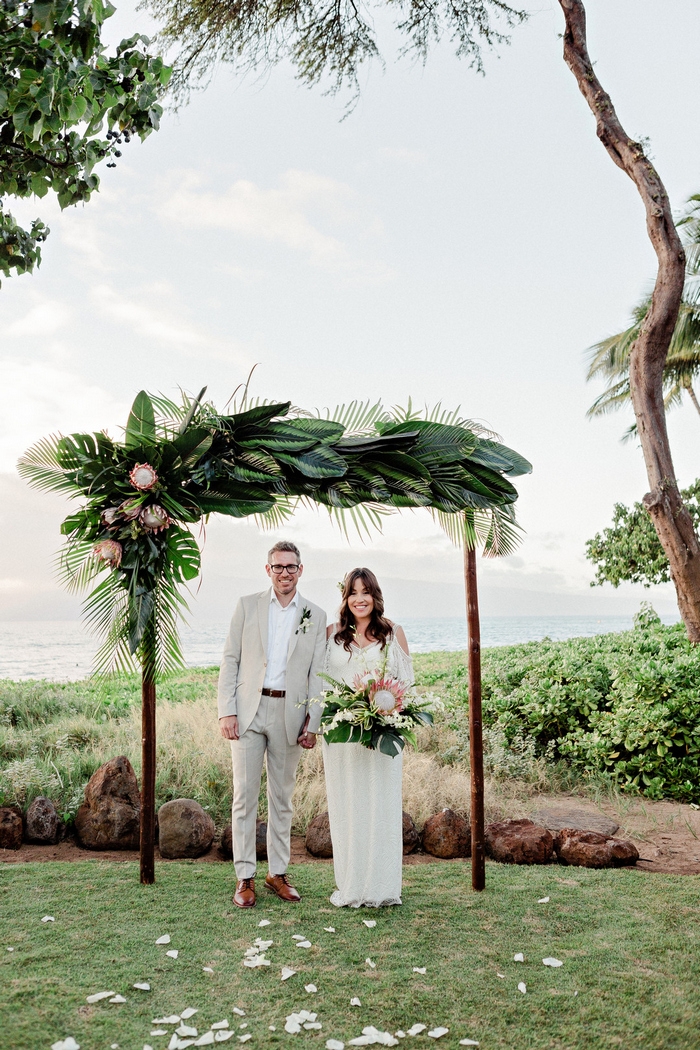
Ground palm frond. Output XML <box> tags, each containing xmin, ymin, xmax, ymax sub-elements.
<box><xmin>17</xmin><ymin>434</ymin><xmax>83</xmax><ymax>494</ymax></box>
<box><xmin>253</xmin><ymin>496</ymin><xmax>298</xmax><ymax>532</ymax></box>
<box><xmin>57</xmin><ymin>540</ymin><xmax>102</xmax><ymax>594</ymax></box>
<box><xmin>319</xmin><ymin>400</ymin><xmax>391</xmax><ymax>435</ymax></box>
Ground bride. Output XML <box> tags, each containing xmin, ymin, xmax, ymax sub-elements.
<box><xmin>322</xmin><ymin>568</ymin><xmax>414</xmax><ymax>908</ymax></box>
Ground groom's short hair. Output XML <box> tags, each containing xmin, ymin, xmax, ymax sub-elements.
<box><xmin>267</xmin><ymin>540</ymin><xmax>301</xmax><ymax>564</ymax></box>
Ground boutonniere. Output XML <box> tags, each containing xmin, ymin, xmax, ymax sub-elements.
<box><xmin>296</xmin><ymin>606</ymin><xmax>313</xmax><ymax>634</ymax></box>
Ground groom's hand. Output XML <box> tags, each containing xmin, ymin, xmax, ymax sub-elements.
<box><xmin>297</xmin><ymin>714</ymin><xmax>317</xmax><ymax>749</ymax></box>
<box><xmin>220</xmin><ymin>715</ymin><xmax>239</xmax><ymax>740</ymax></box>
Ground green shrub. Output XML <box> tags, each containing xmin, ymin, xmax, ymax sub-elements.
<box><xmin>418</xmin><ymin>610</ymin><xmax>700</xmax><ymax>803</ymax></box>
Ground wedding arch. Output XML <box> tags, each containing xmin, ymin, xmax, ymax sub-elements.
<box><xmin>19</xmin><ymin>387</ymin><xmax>531</xmax><ymax>888</ymax></box>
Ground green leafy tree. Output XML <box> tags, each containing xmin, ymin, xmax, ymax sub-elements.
<box><xmin>586</xmin><ymin>481</ymin><xmax>700</xmax><ymax>588</ymax></box>
<box><xmin>0</xmin><ymin>0</ymin><xmax>171</xmax><ymax>283</ymax></box>
<box><xmin>587</xmin><ymin>195</ymin><xmax>700</xmax><ymax>439</ymax></box>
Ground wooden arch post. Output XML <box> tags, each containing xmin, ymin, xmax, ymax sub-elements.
<box><xmin>464</xmin><ymin>544</ymin><xmax>485</xmax><ymax>891</ymax></box>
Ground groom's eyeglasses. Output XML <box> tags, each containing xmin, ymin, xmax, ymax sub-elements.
<box><xmin>270</xmin><ymin>564</ymin><xmax>301</xmax><ymax>575</ymax></box>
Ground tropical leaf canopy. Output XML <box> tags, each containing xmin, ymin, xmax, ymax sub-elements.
<box><xmin>18</xmin><ymin>388</ymin><xmax>531</xmax><ymax>678</ymax></box>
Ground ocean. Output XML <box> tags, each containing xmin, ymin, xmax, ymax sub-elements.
<box><xmin>0</xmin><ymin>614</ymin><xmax>680</xmax><ymax>681</ymax></box>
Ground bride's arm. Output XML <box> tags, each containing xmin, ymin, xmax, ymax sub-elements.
<box><xmin>394</xmin><ymin>625</ymin><xmax>410</xmax><ymax>655</ymax></box>
<box><xmin>389</xmin><ymin>625</ymin><xmax>414</xmax><ymax>685</ymax></box>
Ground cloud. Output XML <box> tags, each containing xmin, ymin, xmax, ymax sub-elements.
<box><xmin>157</xmin><ymin>169</ymin><xmax>393</xmax><ymax>278</ymax></box>
<box><xmin>0</xmin><ymin>359</ymin><xmax>125</xmax><ymax>471</ymax></box>
<box><xmin>7</xmin><ymin>300</ymin><xmax>72</xmax><ymax>337</ymax></box>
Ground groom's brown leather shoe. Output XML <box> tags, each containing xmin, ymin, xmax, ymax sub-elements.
<box><xmin>233</xmin><ymin>877</ymin><xmax>256</xmax><ymax>908</ymax></box>
<box><xmin>265</xmin><ymin>872</ymin><xmax>301</xmax><ymax>902</ymax></box>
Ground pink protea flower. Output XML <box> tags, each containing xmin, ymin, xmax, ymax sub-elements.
<box><xmin>93</xmin><ymin>539</ymin><xmax>122</xmax><ymax>567</ymax></box>
<box><xmin>101</xmin><ymin>506</ymin><xmax>121</xmax><ymax>527</ymax></box>
<box><xmin>129</xmin><ymin>462</ymin><xmax>158</xmax><ymax>491</ymax></box>
<box><xmin>139</xmin><ymin>504</ymin><xmax>170</xmax><ymax>532</ymax></box>
<box><xmin>118</xmin><ymin>498</ymin><xmax>142</xmax><ymax>521</ymax></box>
<box><xmin>369</xmin><ymin>676</ymin><xmax>407</xmax><ymax>714</ymax></box>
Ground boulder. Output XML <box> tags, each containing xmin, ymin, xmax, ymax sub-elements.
<box><xmin>219</xmin><ymin>820</ymin><xmax>268</xmax><ymax>860</ymax></box>
<box><xmin>530</xmin><ymin>807</ymin><xmax>620</xmax><ymax>837</ymax></box>
<box><xmin>305</xmin><ymin>811</ymin><xmax>333</xmax><ymax>858</ymax></box>
<box><xmin>158</xmin><ymin>799</ymin><xmax>215</xmax><ymax>859</ymax></box>
<box><xmin>422</xmin><ymin>809</ymin><xmax>471</xmax><ymax>859</ymax></box>
<box><xmin>485</xmin><ymin>818</ymin><xmax>553</xmax><ymax>865</ymax></box>
<box><xmin>0</xmin><ymin>806</ymin><xmax>23</xmax><ymax>850</ymax></box>
<box><xmin>402</xmin><ymin>812</ymin><xmax>419</xmax><ymax>855</ymax></box>
<box><xmin>554</xmin><ymin>828</ymin><xmax>639</xmax><ymax>869</ymax></box>
<box><xmin>75</xmin><ymin>756</ymin><xmax>140</xmax><ymax>850</ymax></box>
<box><xmin>25</xmin><ymin>797</ymin><xmax>61</xmax><ymax>845</ymax></box>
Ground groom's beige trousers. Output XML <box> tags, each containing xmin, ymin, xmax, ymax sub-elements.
<box><xmin>230</xmin><ymin>693</ymin><xmax>301</xmax><ymax>880</ymax></box>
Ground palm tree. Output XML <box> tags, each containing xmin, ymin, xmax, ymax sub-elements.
<box><xmin>587</xmin><ymin>195</ymin><xmax>700</xmax><ymax>438</ymax></box>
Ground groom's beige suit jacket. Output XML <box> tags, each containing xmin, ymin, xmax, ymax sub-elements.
<box><xmin>217</xmin><ymin>589</ymin><xmax>327</xmax><ymax>745</ymax></box>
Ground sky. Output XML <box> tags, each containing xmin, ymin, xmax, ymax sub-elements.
<box><xmin>1</xmin><ymin>0</ymin><xmax>699</xmax><ymax>624</ymax></box>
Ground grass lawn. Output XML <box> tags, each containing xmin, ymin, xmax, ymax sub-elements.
<box><xmin>1</xmin><ymin>861</ymin><xmax>698</xmax><ymax>1050</ymax></box>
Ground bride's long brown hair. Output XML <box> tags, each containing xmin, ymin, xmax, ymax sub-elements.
<box><xmin>335</xmin><ymin>568</ymin><xmax>393</xmax><ymax>653</ymax></box>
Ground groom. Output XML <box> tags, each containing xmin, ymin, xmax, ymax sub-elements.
<box><xmin>218</xmin><ymin>541</ymin><xmax>326</xmax><ymax>908</ymax></box>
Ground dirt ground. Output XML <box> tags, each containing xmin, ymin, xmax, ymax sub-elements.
<box><xmin>3</xmin><ymin>796</ymin><xmax>700</xmax><ymax>873</ymax></box>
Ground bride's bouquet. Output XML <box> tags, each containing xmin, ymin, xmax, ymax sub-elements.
<box><xmin>318</xmin><ymin>668</ymin><xmax>440</xmax><ymax>757</ymax></box>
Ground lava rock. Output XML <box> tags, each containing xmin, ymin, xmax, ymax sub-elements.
<box><xmin>0</xmin><ymin>806</ymin><xmax>23</xmax><ymax>850</ymax></box>
<box><xmin>25</xmin><ymin>797</ymin><xmax>61</xmax><ymax>845</ymax></box>
<box><xmin>219</xmin><ymin>819</ymin><xmax>268</xmax><ymax>860</ymax></box>
<box><xmin>158</xmin><ymin>799</ymin><xmax>215</xmax><ymax>859</ymax></box>
<box><xmin>402</xmin><ymin>812</ymin><xmax>419</xmax><ymax>855</ymax></box>
<box><xmin>305</xmin><ymin>811</ymin><xmax>333</xmax><ymax>858</ymax></box>
<box><xmin>485</xmin><ymin>818</ymin><xmax>554</xmax><ymax>865</ymax></box>
<box><xmin>422</xmin><ymin>808</ymin><xmax>471</xmax><ymax>858</ymax></box>
<box><xmin>75</xmin><ymin>756</ymin><xmax>140</xmax><ymax>850</ymax></box>
<box><xmin>554</xmin><ymin>828</ymin><xmax>639</xmax><ymax>868</ymax></box>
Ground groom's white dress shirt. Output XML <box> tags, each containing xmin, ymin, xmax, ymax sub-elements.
<box><xmin>263</xmin><ymin>591</ymin><xmax>299</xmax><ymax>691</ymax></box>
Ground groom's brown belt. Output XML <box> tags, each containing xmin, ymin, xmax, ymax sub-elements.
<box><xmin>261</xmin><ymin>687</ymin><xmax>286</xmax><ymax>698</ymax></box>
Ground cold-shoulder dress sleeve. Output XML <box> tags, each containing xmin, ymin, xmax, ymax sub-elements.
<box><xmin>387</xmin><ymin>630</ymin><xmax>414</xmax><ymax>687</ymax></box>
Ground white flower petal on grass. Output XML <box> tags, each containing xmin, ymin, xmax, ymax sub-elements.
<box><xmin>232</xmin><ymin>1010</ymin><xmax>245</xmax><ymax>1018</ymax></box>
<box><xmin>154</xmin><ymin>1017</ymin><xmax>181</xmax><ymax>1025</ymax></box>
<box><xmin>285</xmin><ymin>1020</ymin><xmax>302</xmax><ymax>1034</ymax></box>
<box><xmin>363</xmin><ymin>920</ymin><xmax>377</xmax><ymax>928</ymax></box>
<box><xmin>513</xmin><ymin>953</ymin><xmax>524</xmax><ymax>963</ymax></box>
<box><xmin>304</xmin><ymin>1023</ymin><xmax>323</xmax><ymax>1030</ymax></box>
<box><xmin>51</xmin><ymin>1040</ymin><xmax>80</xmax><ymax>1050</ymax></box>
<box><xmin>347</xmin><ymin>1037</ymin><xmax>374</xmax><ymax>1046</ymax></box>
<box><xmin>281</xmin><ymin>967</ymin><xmax>297</xmax><ymax>981</ymax></box>
<box><xmin>211</xmin><ymin>1022</ymin><xmax>229</xmax><ymax>1030</ymax></box>
<box><xmin>296</xmin><ymin>940</ymin><xmax>312</xmax><ymax>949</ymax></box>
<box><xmin>86</xmin><ymin>991</ymin><xmax>116</xmax><ymax>1004</ymax></box>
<box><xmin>324</xmin><ymin>927</ymin><xmax>336</xmax><ymax>933</ymax></box>
<box><xmin>427</xmin><ymin>1029</ymin><xmax>449</xmax><ymax>1039</ymax></box>
<box><xmin>243</xmin><ymin>956</ymin><xmax>270</xmax><ymax>968</ymax></box>
<box><xmin>292</xmin><ymin>934</ymin><xmax>306</xmax><ymax>940</ymax></box>
<box><xmin>238</xmin><ymin>1037</ymin><xmax>252</xmax><ymax>1044</ymax></box>
<box><xmin>496</xmin><ymin>974</ymin><xmax>505</xmax><ymax>979</ymax></box>
<box><xmin>109</xmin><ymin>995</ymin><xmax>127</xmax><ymax>1004</ymax></box>
<box><xmin>239</xmin><ymin>1024</ymin><xmax>247</xmax><ymax>1030</ymax></box>
<box><xmin>305</xmin><ymin>984</ymin><xmax>318</xmax><ymax>993</ymax></box>
<box><xmin>150</xmin><ymin>1032</ymin><xmax>168</xmax><ymax>1037</ymax></box>
<box><xmin>6</xmin><ymin>947</ymin><xmax>14</xmax><ymax>952</ymax></box>
<box><xmin>176</xmin><ymin>1025</ymin><xmax>198</xmax><ymax>1038</ymax></box>
<box><xmin>166</xmin><ymin>950</ymin><xmax>179</xmax><ymax>959</ymax></box>
<box><xmin>350</xmin><ymin>998</ymin><xmax>361</xmax><ymax>1007</ymax></box>
<box><xmin>412</xmin><ymin>968</ymin><xmax>426</xmax><ymax>975</ymax></box>
<box><xmin>144</xmin><ymin>1045</ymin><xmax>154</xmax><ymax>1050</ymax></box>
<box><xmin>543</xmin><ymin>957</ymin><xmax>563</xmax><ymax>968</ymax></box>
<box><xmin>181</xmin><ymin>1010</ymin><xmax>199</xmax><ymax>1020</ymax></box>
<box><xmin>255</xmin><ymin>938</ymin><xmax>273</xmax><ymax>950</ymax></box>
<box><xmin>458</xmin><ymin>1041</ymin><xmax>480</xmax><ymax>1046</ymax></box>
<box><xmin>365</xmin><ymin>958</ymin><xmax>376</xmax><ymax>969</ymax></box>
<box><xmin>134</xmin><ymin>983</ymin><xmax>151</xmax><ymax>991</ymax></box>
<box><xmin>407</xmin><ymin>1025</ymin><xmax>426</xmax><ymax>1036</ymax></box>
<box><xmin>203</xmin><ymin>967</ymin><xmax>214</xmax><ymax>974</ymax></box>
<box><xmin>395</xmin><ymin>1034</ymin><xmax>406</xmax><ymax>1040</ymax></box>
<box><xmin>42</xmin><ymin>916</ymin><xmax>55</xmax><ymax>923</ymax></box>
<box><xmin>215</xmin><ymin>1035</ymin><xmax>234</xmax><ymax>1044</ymax></box>
<box><xmin>156</xmin><ymin>935</ymin><xmax>171</xmax><ymax>945</ymax></box>
<box><xmin>518</xmin><ymin>982</ymin><xmax>527</xmax><ymax>995</ymax></box>
<box><xmin>269</xmin><ymin>1027</ymin><xmax>276</xmax><ymax>1032</ymax></box>
<box><xmin>168</xmin><ymin>1036</ymin><xmax>179</xmax><ymax>1050</ymax></box>
<box><xmin>537</xmin><ymin>897</ymin><xmax>550</xmax><ymax>904</ymax></box>
<box><xmin>326</xmin><ymin>1041</ymin><xmax>345</xmax><ymax>1050</ymax></box>
<box><xmin>258</xmin><ymin>919</ymin><xmax>271</xmax><ymax>927</ymax></box>
<box><xmin>194</xmin><ymin>1034</ymin><xmax>215</xmax><ymax>1047</ymax></box>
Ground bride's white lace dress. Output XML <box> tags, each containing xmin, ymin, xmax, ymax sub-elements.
<box><xmin>322</xmin><ymin>630</ymin><xmax>414</xmax><ymax>908</ymax></box>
